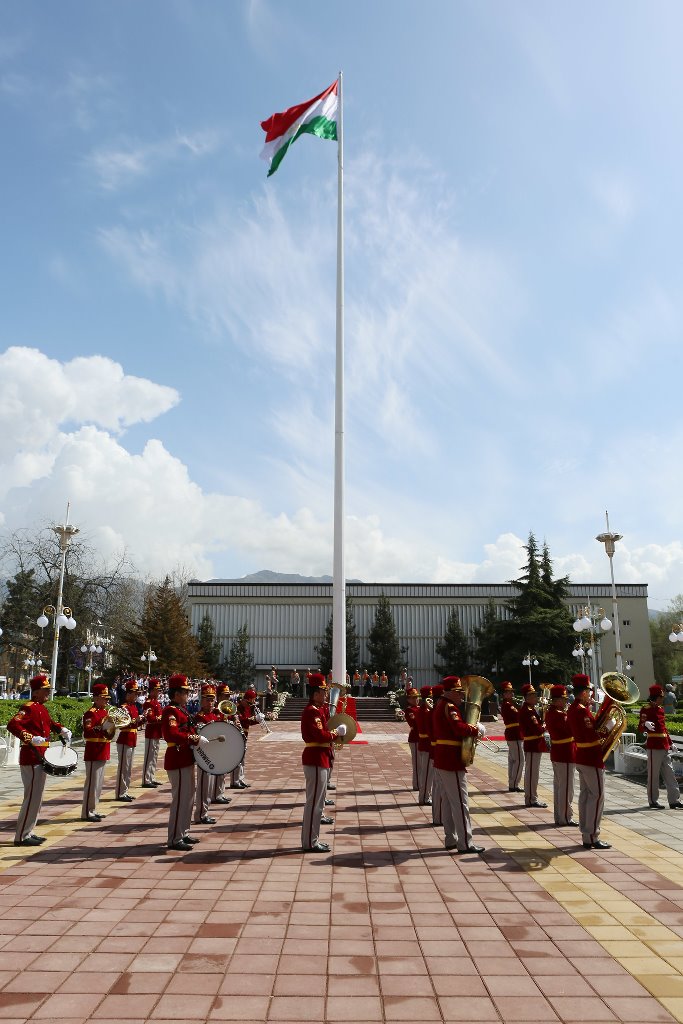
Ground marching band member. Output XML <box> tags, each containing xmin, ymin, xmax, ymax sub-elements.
<box><xmin>639</xmin><ymin>684</ymin><xmax>683</xmax><ymax>810</ymax></box>
<box><xmin>230</xmin><ymin>689</ymin><xmax>258</xmax><ymax>789</ymax></box>
<box><xmin>519</xmin><ymin>684</ymin><xmax>547</xmax><ymax>808</ymax></box>
<box><xmin>81</xmin><ymin>683</ymin><xmax>111</xmax><ymax>821</ymax></box>
<box><xmin>405</xmin><ymin>687</ymin><xmax>420</xmax><ymax>790</ymax></box>
<box><xmin>416</xmin><ymin>686</ymin><xmax>434</xmax><ymax>805</ymax></box>
<box><xmin>430</xmin><ymin>684</ymin><xmax>444</xmax><ymax>827</ymax></box>
<box><xmin>432</xmin><ymin>676</ymin><xmax>485</xmax><ymax>854</ymax></box>
<box><xmin>321</xmin><ymin>689</ymin><xmax>336</xmax><ymax>806</ymax></box>
<box><xmin>193</xmin><ymin>685</ymin><xmax>220</xmax><ymax>825</ymax></box>
<box><xmin>162</xmin><ymin>674</ymin><xmax>206</xmax><ymax>852</ymax></box>
<box><xmin>566</xmin><ymin>674</ymin><xmax>611</xmax><ymax>849</ymax></box>
<box><xmin>212</xmin><ymin>683</ymin><xmax>233</xmax><ymax>805</ymax></box>
<box><xmin>115</xmin><ymin>680</ymin><xmax>141</xmax><ymax>802</ymax></box>
<box><xmin>141</xmin><ymin>679</ymin><xmax>163</xmax><ymax>788</ymax></box>
<box><xmin>500</xmin><ymin>681</ymin><xmax>524</xmax><ymax>792</ymax></box>
<box><xmin>544</xmin><ymin>684</ymin><xmax>577</xmax><ymax>826</ymax></box>
<box><xmin>7</xmin><ymin>675</ymin><xmax>71</xmax><ymax>846</ymax></box>
<box><xmin>300</xmin><ymin>674</ymin><xmax>345</xmax><ymax>852</ymax></box>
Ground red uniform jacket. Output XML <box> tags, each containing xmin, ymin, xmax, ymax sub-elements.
<box><xmin>143</xmin><ymin>698</ymin><xmax>163</xmax><ymax>740</ymax></box>
<box><xmin>82</xmin><ymin>706</ymin><xmax>111</xmax><ymax>762</ymax></box>
<box><xmin>195</xmin><ymin>710</ymin><xmax>221</xmax><ymax>729</ymax></box>
<box><xmin>519</xmin><ymin>703</ymin><xmax>546</xmax><ymax>754</ymax></box>
<box><xmin>237</xmin><ymin>700</ymin><xmax>258</xmax><ymax>737</ymax></box>
<box><xmin>7</xmin><ymin>701</ymin><xmax>63</xmax><ymax>766</ymax></box>
<box><xmin>162</xmin><ymin>704</ymin><xmax>197</xmax><ymax>770</ymax></box>
<box><xmin>500</xmin><ymin>698</ymin><xmax>522</xmax><ymax>741</ymax></box>
<box><xmin>638</xmin><ymin>703</ymin><xmax>671</xmax><ymax>750</ymax></box>
<box><xmin>544</xmin><ymin>706</ymin><xmax>575</xmax><ymax>764</ymax></box>
<box><xmin>405</xmin><ymin>705</ymin><xmax>419</xmax><ymax>744</ymax></box>
<box><xmin>416</xmin><ymin>704</ymin><xmax>432</xmax><ymax>753</ymax></box>
<box><xmin>301</xmin><ymin>702</ymin><xmax>335</xmax><ymax>769</ymax></box>
<box><xmin>567</xmin><ymin>699</ymin><xmax>604</xmax><ymax>769</ymax></box>
<box><xmin>431</xmin><ymin>696</ymin><xmax>478</xmax><ymax>773</ymax></box>
<box><xmin>116</xmin><ymin>702</ymin><xmax>140</xmax><ymax>748</ymax></box>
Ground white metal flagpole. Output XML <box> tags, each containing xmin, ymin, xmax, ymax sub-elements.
<box><xmin>331</xmin><ymin>70</ymin><xmax>346</xmax><ymax>706</ymax></box>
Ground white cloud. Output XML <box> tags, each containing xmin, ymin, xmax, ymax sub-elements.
<box><xmin>86</xmin><ymin>129</ymin><xmax>220</xmax><ymax>190</ymax></box>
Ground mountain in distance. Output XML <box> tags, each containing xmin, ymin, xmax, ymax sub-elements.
<box><xmin>200</xmin><ymin>569</ymin><xmax>363</xmax><ymax>584</ymax></box>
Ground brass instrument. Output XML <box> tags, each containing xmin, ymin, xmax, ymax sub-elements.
<box><xmin>461</xmin><ymin>675</ymin><xmax>495</xmax><ymax>766</ymax></box>
<box><xmin>539</xmin><ymin>683</ymin><xmax>552</xmax><ymax>723</ymax></box>
<box><xmin>327</xmin><ymin>712</ymin><xmax>358</xmax><ymax>749</ymax></box>
<box><xmin>102</xmin><ymin>704</ymin><xmax>132</xmax><ymax>740</ymax></box>
<box><xmin>217</xmin><ymin>699</ymin><xmax>237</xmax><ymax>717</ymax></box>
<box><xmin>594</xmin><ymin>671</ymin><xmax>639</xmax><ymax>760</ymax></box>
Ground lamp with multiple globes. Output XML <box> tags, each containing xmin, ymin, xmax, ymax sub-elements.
<box><xmin>669</xmin><ymin>624</ymin><xmax>683</xmax><ymax>645</ymax></box>
<box><xmin>141</xmin><ymin>646</ymin><xmax>158</xmax><ymax>676</ymax></box>
<box><xmin>522</xmin><ymin>652</ymin><xmax>539</xmax><ymax>684</ymax></box>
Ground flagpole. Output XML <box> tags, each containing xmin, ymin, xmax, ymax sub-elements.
<box><xmin>331</xmin><ymin>70</ymin><xmax>346</xmax><ymax>706</ymax></box>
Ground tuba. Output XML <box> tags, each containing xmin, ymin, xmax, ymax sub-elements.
<box><xmin>594</xmin><ymin>671</ymin><xmax>639</xmax><ymax>760</ymax></box>
<box><xmin>460</xmin><ymin>675</ymin><xmax>494</xmax><ymax>766</ymax></box>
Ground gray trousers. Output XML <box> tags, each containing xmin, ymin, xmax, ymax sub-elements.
<box><xmin>82</xmin><ymin>760</ymin><xmax>106</xmax><ymax>818</ymax></box>
<box><xmin>214</xmin><ymin>773</ymin><xmax>227</xmax><ymax>799</ymax></box>
<box><xmin>431</xmin><ymin>764</ymin><xmax>444</xmax><ymax>825</ymax></box>
<box><xmin>437</xmin><ymin>768</ymin><xmax>473</xmax><ymax>851</ymax></box>
<box><xmin>231</xmin><ymin>741</ymin><xmax>247</xmax><ymax>786</ymax></box>
<box><xmin>409</xmin><ymin>742</ymin><xmax>418</xmax><ymax>790</ymax></box>
<box><xmin>417</xmin><ymin>750</ymin><xmax>433</xmax><ymax>804</ymax></box>
<box><xmin>524</xmin><ymin>751</ymin><xmax>542</xmax><ymax>805</ymax></box>
<box><xmin>142</xmin><ymin>739</ymin><xmax>160</xmax><ymax>785</ymax></box>
<box><xmin>302</xmin><ymin>764</ymin><xmax>328</xmax><ymax>849</ymax></box>
<box><xmin>648</xmin><ymin>748</ymin><xmax>681</xmax><ymax>806</ymax></box>
<box><xmin>167</xmin><ymin>764</ymin><xmax>195</xmax><ymax>846</ymax></box>
<box><xmin>116</xmin><ymin>744</ymin><xmax>134</xmax><ymax>797</ymax></box>
<box><xmin>576</xmin><ymin>764</ymin><xmax>605</xmax><ymax>844</ymax></box>
<box><xmin>194</xmin><ymin>769</ymin><xmax>215</xmax><ymax>822</ymax></box>
<box><xmin>507</xmin><ymin>739</ymin><xmax>524</xmax><ymax>789</ymax></box>
<box><xmin>16</xmin><ymin>764</ymin><xmax>47</xmax><ymax>842</ymax></box>
<box><xmin>552</xmin><ymin>761</ymin><xmax>575</xmax><ymax>824</ymax></box>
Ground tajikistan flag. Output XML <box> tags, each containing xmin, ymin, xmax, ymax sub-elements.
<box><xmin>260</xmin><ymin>80</ymin><xmax>338</xmax><ymax>177</ymax></box>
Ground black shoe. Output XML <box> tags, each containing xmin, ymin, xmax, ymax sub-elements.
<box><xmin>183</xmin><ymin>835</ymin><xmax>200</xmax><ymax>845</ymax></box>
<box><xmin>527</xmin><ymin>801</ymin><xmax>548</xmax><ymax>808</ymax></box>
<box><xmin>14</xmin><ymin>835</ymin><xmax>43</xmax><ymax>847</ymax></box>
<box><xmin>649</xmin><ymin>802</ymin><xmax>665</xmax><ymax>809</ymax></box>
<box><xmin>419</xmin><ymin>799</ymin><xmax>432</xmax><ymax>806</ymax></box>
<box><xmin>457</xmin><ymin>845</ymin><xmax>485</xmax><ymax>854</ymax></box>
<box><xmin>320</xmin><ymin>816</ymin><xmax>334</xmax><ymax>825</ymax></box>
<box><xmin>151</xmin><ymin>781</ymin><xmax>162</xmax><ymax>787</ymax></box>
<box><xmin>199</xmin><ymin>816</ymin><xmax>216</xmax><ymax>825</ymax></box>
<box><xmin>214</xmin><ymin>796</ymin><xmax>232</xmax><ymax>804</ymax></box>
<box><xmin>230</xmin><ymin>782</ymin><xmax>248</xmax><ymax>789</ymax></box>
<box><xmin>445</xmin><ymin>842</ymin><xmax>458</xmax><ymax>851</ymax></box>
<box><xmin>82</xmin><ymin>815</ymin><xmax>102</xmax><ymax>822</ymax></box>
<box><xmin>670</xmin><ymin>802</ymin><xmax>683</xmax><ymax>809</ymax></box>
<box><xmin>167</xmin><ymin>841</ymin><xmax>192</xmax><ymax>852</ymax></box>
<box><xmin>327</xmin><ymin>783</ymin><xmax>336</xmax><ymax>790</ymax></box>
<box><xmin>141</xmin><ymin>783</ymin><xmax>156</xmax><ymax>788</ymax></box>
<box><xmin>304</xmin><ymin>841</ymin><xmax>330</xmax><ymax>853</ymax></box>
<box><xmin>591</xmin><ymin>840</ymin><xmax>611</xmax><ymax>850</ymax></box>
<box><xmin>566</xmin><ymin>820</ymin><xmax>579</xmax><ymax>826</ymax></box>
<box><xmin>511</xmin><ymin>786</ymin><xmax>523</xmax><ymax>793</ymax></box>
<box><xmin>116</xmin><ymin>794</ymin><xmax>135</xmax><ymax>802</ymax></box>
<box><xmin>324</xmin><ymin>799</ymin><xmax>334</xmax><ymax>806</ymax></box>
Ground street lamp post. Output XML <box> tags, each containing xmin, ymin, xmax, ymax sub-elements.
<box><xmin>81</xmin><ymin>641</ymin><xmax>104</xmax><ymax>693</ymax></box>
<box><xmin>37</xmin><ymin>505</ymin><xmax>79</xmax><ymax>697</ymax></box>
<box><xmin>596</xmin><ymin>511</ymin><xmax>624</xmax><ymax>673</ymax></box>
<box><xmin>572</xmin><ymin>603</ymin><xmax>612</xmax><ymax>691</ymax></box>
<box><xmin>141</xmin><ymin>646</ymin><xmax>158</xmax><ymax>676</ymax></box>
<box><xmin>522</xmin><ymin>652</ymin><xmax>539</xmax><ymax>684</ymax></box>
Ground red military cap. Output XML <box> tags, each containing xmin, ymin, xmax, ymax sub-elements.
<box><xmin>148</xmin><ymin>677</ymin><xmax>161</xmax><ymax>691</ymax></box>
<box><xmin>432</xmin><ymin>683</ymin><xmax>445</xmax><ymax>699</ymax></box>
<box><xmin>649</xmin><ymin>684</ymin><xmax>664</xmax><ymax>699</ymax></box>
<box><xmin>92</xmin><ymin>683</ymin><xmax>109</xmax><ymax>698</ymax></box>
<box><xmin>406</xmin><ymin>687</ymin><xmax>419</xmax><ymax>697</ymax></box>
<box><xmin>202</xmin><ymin>685</ymin><xmax>216</xmax><ymax>698</ymax></box>
<box><xmin>168</xmin><ymin>674</ymin><xmax>189</xmax><ymax>690</ymax></box>
<box><xmin>501</xmin><ymin>681</ymin><xmax>514</xmax><ymax>692</ymax></box>
<box><xmin>549</xmin><ymin>684</ymin><xmax>566</xmax><ymax>698</ymax></box>
<box><xmin>125</xmin><ymin>679</ymin><xmax>138</xmax><ymax>693</ymax></box>
<box><xmin>419</xmin><ymin>685</ymin><xmax>433</xmax><ymax>698</ymax></box>
<box><xmin>307</xmin><ymin>673</ymin><xmax>327</xmax><ymax>691</ymax></box>
<box><xmin>30</xmin><ymin>674</ymin><xmax>50</xmax><ymax>692</ymax></box>
<box><xmin>441</xmin><ymin>675</ymin><xmax>462</xmax><ymax>691</ymax></box>
<box><xmin>521</xmin><ymin>683</ymin><xmax>536</xmax><ymax>696</ymax></box>
<box><xmin>244</xmin><ymin>688</ymin><xmax>257</xmax><ymax>700</ymax></box>
<box><xmin>216</xmin><ymin>682</ymin><xmax>230</xmax><ymax>694</ymax></box>
<box><xmin>571</xmin><ymin>674</ymin><xmax>591</xmax><ymax>692</ymax></box>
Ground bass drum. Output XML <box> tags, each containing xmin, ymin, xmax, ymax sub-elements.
<box><xmin>193</xmin><ymin>720</ymin><xmax>246</xmax><ymax>776</ymax></box>
<box><xmin>43</xmin><ymin>744</ymin><xmax>79</xmax><ymax>777</ymax></box>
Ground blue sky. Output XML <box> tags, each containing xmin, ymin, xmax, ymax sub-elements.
<box><xmin>1</xmin><ymin>0</ymin><xmax>682</xmax><ymax>608</ymax></box>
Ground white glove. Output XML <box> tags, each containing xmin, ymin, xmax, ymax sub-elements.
<box><xmin>103</xmin><ymin>717</ymin><xmax>114</xmax><ymax>730</ymax></box>
<box><xmin>643</xmin><ymin>721</ymin><xmax>655</xmax><ymax>732</ymax></box>
<box><xmin>335</xmin><ymin>724</ymin><xmax>347</xmax><ymax>737</ymax></box>
<box><xmin>31</xmin><ymin>736</ymin><xmax>47</xmax><ymax>745</ymax></box>
<box><xmin>60</xmin><ymin>728</ymin><xmax>72</xmax><ymax>743</ymax></box>
<box><xmin>543</xmin><ymin>732</ymin><xmax>551</xmax><ymax>744</ymax></box>
<box><xmin>477</xmin><ymin>722</ymin><xmax>486</xmax><ymax>737</ymax></box>
<box><xmin>197</xmin><ymin>734</ymin><xmax>210</xmax><ymax>747</ymax></box>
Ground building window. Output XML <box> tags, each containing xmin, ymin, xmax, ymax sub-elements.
<box><xmin>625</xmin><ymin>643</ymin><xmax>632</xmax><ymax>649</ymax></box>
<box><xmin>622</xmin><ymin>619</ymin><xmax>631</xmax><ymax>626</ymax></box>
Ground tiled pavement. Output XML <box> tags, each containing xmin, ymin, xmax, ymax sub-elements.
<box><xmin>1</xmin><ymin>723</ymin><xmax>683</xmax><ymax>1023</ymax></box>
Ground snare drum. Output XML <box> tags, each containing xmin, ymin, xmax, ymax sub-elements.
<box><xmin>43</xmin><ymin>744</ymin><xmax>79</xmax><ymax>777</ymax></box>
<box><xmin>192</xmin><ymin>721</ymin><xmax>246</xmax><ymax>776</ymax></box>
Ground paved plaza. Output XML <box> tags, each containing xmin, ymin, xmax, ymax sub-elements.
<box><xmin>1</xmin><ymin>722</ymin><xmax>683</xmax><ymax>1023</ymax></box>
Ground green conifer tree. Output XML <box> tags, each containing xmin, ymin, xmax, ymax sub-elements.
<box><xmin>315</xmin><ymin>599</ymin><xmax>361</xmax><ymax>677</ymax></box>
<box><xmin>366</xmin><ymin>593</ymin><xmax>404</xmax><ymax>682</ymax></box>
<box><xmin>434</xmin><ymin>608</ymin><xmax>471</xmax><ymax>676</ymax></box>
<box><xmin>195</xmin><ymin>614</ymin><xmax>223</xmax><ymax>677</ymax></box>
<box><xmin>224</xmin><ymin>624</ymin><xmax>256</xmax><ymax>690</ymax></box>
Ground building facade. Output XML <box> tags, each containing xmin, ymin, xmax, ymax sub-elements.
<box><xmin>187</xmin><ymin>581</ymin><xmax>654</xmax><ymax>694</ymax></box>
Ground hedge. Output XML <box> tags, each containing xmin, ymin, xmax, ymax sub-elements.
<box><xmin>0</xmin><ymin>698</ymin><xmax>91</xmax><ymax>739</ymax></box>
